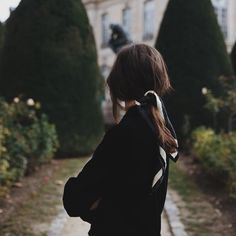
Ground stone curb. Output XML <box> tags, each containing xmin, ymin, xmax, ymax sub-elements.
<box><xmin>48</xmin><ymin>207</ymin><xmax>68</xmax><ymax>236</ymax></box>
<box><xmin>164</xmin><ymin>191</ymin><xmax>188</xmax><ymax>236</ymax></box>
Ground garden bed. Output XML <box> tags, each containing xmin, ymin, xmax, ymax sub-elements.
<box><xmin>169</xmin><ymin>153</ymin><xmax>236</xmax><ymax>236</ymax></box>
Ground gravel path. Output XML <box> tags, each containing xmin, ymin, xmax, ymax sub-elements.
<box><xmin>59</xmin><ymin>212</ymin><xmax>172</xmax><ymax>236</ymax></box>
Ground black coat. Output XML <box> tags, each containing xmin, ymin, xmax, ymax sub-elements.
<box><xmin>62</xmin><ymin>103</ymin><xmax>178</xmax><ymax>236</ymax></box>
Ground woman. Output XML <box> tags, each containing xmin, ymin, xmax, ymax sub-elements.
<box><xmin>62</xmin><ymin>43</ymin><xmax>179</xmax><ymax>236</ymax></box>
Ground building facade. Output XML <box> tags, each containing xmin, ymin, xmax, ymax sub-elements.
<box><xmin>83</xmin><ymin>0</ymin><xmax>236</xmax><ymax>68</ymax></box>
<box><xmin>212</xmin><ymin>0</ymin><xmax>236</xmax><ymax>51</ymax></box>
<box><xmin>82</xmin><ymin>0</ymin><xmax>236</xmax><ymax>123</ymax></box>
<box><xmin>83</xmin><ymin>0</ymin><xmax>169</xmax><ymax>73</ymax></box>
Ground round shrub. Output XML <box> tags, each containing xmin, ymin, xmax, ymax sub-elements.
<box><xmin>0</xmin><ymin>22</ymin><xmax>4</xmax><ymax>68</ymax></box>
<box><xmin>0</xmin><ymin>22</ymin><xmax>4</xmax><ymax>50</ymax></box>
<box><xmin>231</xmin><ymin>42</ymin><xmax>236</xmax><ymax>74</ymax></box>
<box><xmin>155</xmin><ymin>0</ymin><xmax>233</xmax><ymax>137</ymax></box>
<box><xmin>0</xmin><ymin>0</ymin><xmax>104</xmax><ymax>155</ymax></box>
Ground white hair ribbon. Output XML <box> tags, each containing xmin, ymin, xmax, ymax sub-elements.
<box><xmin>144</xmin><ymin>90</ymin><xmax>164</xmax><ymax>119</ymax></box>
<box><xmin>135</xmin><ymin>90</ymin><xmax>164</xmax><ymax>119</ymax></box>
<box><xmin>134</xmin><ymin>90</ymin><xmax>179</xmax><ymax>190</ymax></box>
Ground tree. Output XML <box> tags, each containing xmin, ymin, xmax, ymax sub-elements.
<box><xmin>203</xmin><ymin>76</ymin><xmax>236</xmax><ymax>132</ymax></box>
<box><xmin>0</xmin><ymin>22</ymin><xmax>4</xmax><ymax>49</ymax></box>
<box><xmin>231</xmin><ymin>42</ymin><xmax>236</xmax><ymax>74</ymax></box>
<box><xmin>155</xmin><ymin>0</ymin><xmax>233</xmax><ymax>137</ymax></box>
<box><xmin>0</xmin><ymin>0</ymin><xmax>104</xmax><ymax>155</ymax></box>
<box><xmin>0</xmin><ymin>22</ymin><xmax>4</xmax><ymax>63</ymax></box>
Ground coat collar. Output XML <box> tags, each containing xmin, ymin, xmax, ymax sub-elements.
<box><xmin>121</xmin><ymin>103</ymin><xmax>179</xmax><ymax>163</ymax></box>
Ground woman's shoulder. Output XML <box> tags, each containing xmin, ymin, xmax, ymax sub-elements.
<box><xmin>101</xmin><ymin>122</ymin><xmax>136</xmax><ymax>150</ymax></box>
<box><xmin>105</xmin><ymin>107</ymin><xmax>157</xmax><ymax>150</ymax></box>
<box><xmin>103</xmin><ymin>123</ymin><xmax>127</xmax><ymax>142</ymax></box>
<box><xmin>103</xmin><ymin>104</ymin><xmax>161</xmax><ymax>146</ymax></box>
<box><xmin>97</xmin><ymin>124</ymin><xmax>125</xmax><ymax>149</ymax></box>
<box><xmin>119</xmin><ymin>105</ymin><xmax>157</xmax><ymax>141</ymax></box>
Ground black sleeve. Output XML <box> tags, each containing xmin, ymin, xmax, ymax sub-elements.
<box><xmin>62</xmin><ymin>127</ymin><xmax>119</xmax><ymax>221</ymax></box>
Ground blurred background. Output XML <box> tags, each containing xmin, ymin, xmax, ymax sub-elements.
<box><xmin>0</xmin><ymin>0</ymin><xmax>236</xmax><ymax>235</ymax></box>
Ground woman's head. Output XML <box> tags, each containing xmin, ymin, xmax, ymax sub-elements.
<box><xmin>106</xmin><ymin>43</ymin><xmax>177</xmax><ymax>153</ymax></box>
<box><xmin>107</xmin><ymin>43</ymin><xmax>171</xmax><ymax>118</ymax></box>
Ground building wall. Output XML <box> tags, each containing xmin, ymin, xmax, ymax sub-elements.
<box><xmin>227</xmin><ymin>0</ymin><xmax>236</xmax><ymax>51</ymax></box>
<box><xmin>83</xmin><ymin>0</ymin><xmax>169</xmax><ymax>69</ymax></box>
<box><xmin>212</xmin><ymin>0</ymin><xmax>236</xmax><ymax>51</ymax></box>
<box><xmin>84</xmin><ymin>0</ymin><xmax>236</xmax><ymax>70</ymax></box>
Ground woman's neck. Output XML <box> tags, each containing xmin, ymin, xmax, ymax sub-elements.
<box><xmin>125</xmin><ymin>100</ymin><xmax>136</xmax><ymax>111</ymax></box>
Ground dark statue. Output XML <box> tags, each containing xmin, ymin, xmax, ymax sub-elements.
<box><xmin>108</xmin><ymin>24</ymin><xmax>132</xmax><ymax>54</ymax></box>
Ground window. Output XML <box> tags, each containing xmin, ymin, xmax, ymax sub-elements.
<box><xmin>143</xmin><ymin>0</ymin><xmax>155</xmax><ymax>40</ymax></box>
<box><xmin>101</xmin><ymin>13</ymin><xmax>110</xmax><ymax>47</ymax></box>
<box><xmin>212</xmin><ymin>0</ymin><xmax>228</xmax><ymax>39</ymax></box>
<box><xmin>122</xmin><ymin>7</ymin><xmax>132</xmax><ymax>38</ymax></box>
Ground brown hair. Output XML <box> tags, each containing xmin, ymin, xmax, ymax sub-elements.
<box><xmin>106</xmin><ymin>43</ymin><xmax>177</xmax><ymax>153</ymax></box>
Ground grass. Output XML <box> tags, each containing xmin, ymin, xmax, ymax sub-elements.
<box><xmin>0</xmin><ymin>157</ymin><xmax>88</xmax><ymax>236</ymax></box>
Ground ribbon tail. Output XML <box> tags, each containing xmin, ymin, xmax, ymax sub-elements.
<box><xmin>160</xmin><ymin>98</ymin><xmax>180</xmax><ymax>162</ymax></box>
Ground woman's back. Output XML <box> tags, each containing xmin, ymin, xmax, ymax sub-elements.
<box><xmin>88</xmin><ymin>104</ymin><xmax>169</xmax><ymax>236</ymax></box>
<box><xmin>62</xmin><ymin>43</ymin><xmax>179</xmax><ymax>236</ymax></box>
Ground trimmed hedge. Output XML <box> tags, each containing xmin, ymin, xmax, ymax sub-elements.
<box><xmin>0</xmin><ymin>22</ymin><xmax>4</xmax><ymax>65</ymax></box>
<box><xmin>0</xmin><ymin>22</ymin><xmax>4</xmax><ymax>49</ymax></box>
<box><xmin>232</xmin><ymin>42</ymin><xmax>236</xmax><ymax>74</ymax></box>
<box><xmin>155</xmin><ymin>0</ymin><xmax>233</xmax><ymax>137</ymax></box>
<box><xmin>0</xmin><ymin>0</ymin><xmax>104</xmax><ymax>155</ymax></box>
<box><xmin>0</xmin><ymin>97</ymin><xmax>59</xmax><ymax>197</ymax></box>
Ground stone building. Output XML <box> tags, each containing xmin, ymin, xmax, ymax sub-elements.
<box><xmin>212</xmin><ymin>0</ymin><xmax>236</xmax><ymax>52</ymax></box>
<box><xmin>82</xmin><ymin>0</ymin><xmax>236</xmax><ymax>124</ymax></box>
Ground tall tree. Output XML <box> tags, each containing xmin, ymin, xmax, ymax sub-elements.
<box><xmin>0</xmin><ymin>22</ymin><xmax>4</xmax><ymax>61</ymax></box>
<box><xmin>0</xmin><ymin>0</ymin><xmax>104</xmax><ymax>155</ymax></box>
<box><xmin>155</xmin><ymin>0</ymin><xmax>233</xmax><ymax>137</ymax></box>
<box><xmin>231</xmin><ymin>42</ymin><xmax>236</xmax><ymax>74</ymax></box>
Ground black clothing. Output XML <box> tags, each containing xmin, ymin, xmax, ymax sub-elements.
<box><xmin>63</xmin><ymin>104</ymin><xmax>177</xmax><ymax>236</ymax></box>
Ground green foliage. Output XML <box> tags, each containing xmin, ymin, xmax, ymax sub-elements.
<box><xmin>0</xmin><ymin>22</ymin><xmax>4</xmax><ymax>66</ymax></box>
<box><xmin>155</xmin><ymin>0</ymin><xmax>233</xmax><ymax>137</ymax></box>
<box><xmin>232</xmin><ymin>42</ymin><xmax>236</xmax><ymax>74</ymax></box>
<box><xmin>203</xmin><ymin>76</ymin><xmax>236</xmax><ymax>132</ymax></box>
<box><xmin>192</xmin><ymin>127</ymin><xmax>236</xmax><ymax>195</ymax></box>
<box><xmin>0</xmin><ymin>22</ymin><xmax>4</xmax><ymax>49</ymax></box>
<box><xmin>0</xmin><ymin>120</ymin><xmax>11</xmax><ymax>186</ymax></box>
<box><xmin>0</xmin><ymin>97</ymin><xmax>59</xmax><ymax>196</ymax></box>
<box><xmin>0</xmin><ymin>0</ymin><xmax>104</xmax><ymax>155</ymax></box>
<box><xmin>193</xmin><ymin>77</ymin><xmax>236</xmax><ymax>196</ymax></box>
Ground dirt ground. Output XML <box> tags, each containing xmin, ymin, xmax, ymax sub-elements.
<box><xmin>2</xmin><ymin>153</ymin><xmax>233</xmax><ymax>236</ymax></box>
<box><xmin>169</xmin><ymin>153</ymin><xmax>236</xmax><ymax>236</ymax></box>
<box><xmin>0</xmin><ymin>158</ymin><xmax>88</xmax><ymax>236</ymax></box>
<box><xmin>0</xmin><ymin>157</ymin><xmax>173</xmax><ymax>236</ymax></box>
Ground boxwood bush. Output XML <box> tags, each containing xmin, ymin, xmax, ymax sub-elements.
<box><xmin>232</xmin><ymin>42</ymin><xmax>236</xmax><ymax>74</ymax></box>
<box><xmin>155</xmin><ymin>0</ymin><xmax>233</xmax><ymax>138</ymax></box>
<box><xmin>0</xmin><ymin>0</ymin><xmax>104</xmax><ymax>155</ymax></box>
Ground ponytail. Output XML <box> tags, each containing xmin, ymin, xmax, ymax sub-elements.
<box><xmin>149</xmin><ymin>105</ymin><xmax>177</xmax><ymax>154</ymax></box>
